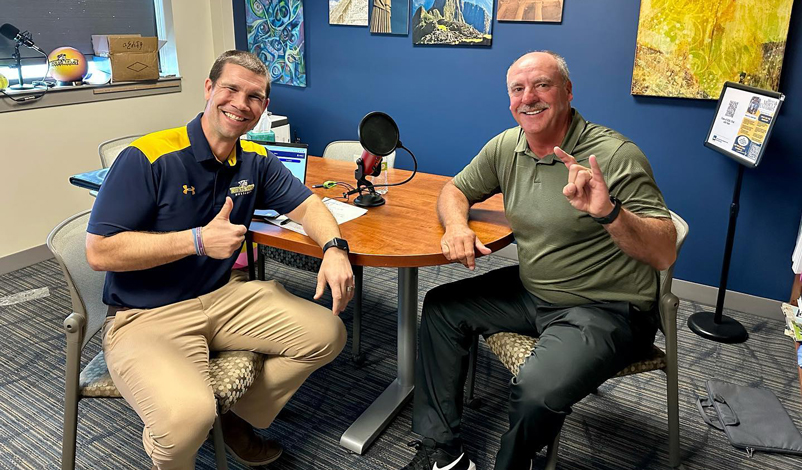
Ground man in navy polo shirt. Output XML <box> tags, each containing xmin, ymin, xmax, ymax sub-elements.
<box><xmin>86</xmin><ymin>50</ymin><xmax>352</xmax><ymax>470</ymax></box>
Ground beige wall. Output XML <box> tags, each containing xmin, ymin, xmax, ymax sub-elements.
<box><xmin>0</xmin><ymin>0</ymin><xmax>235</xmax><ymax>260</ymax></box>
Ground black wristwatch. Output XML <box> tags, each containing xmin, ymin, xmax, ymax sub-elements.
<box><xmin>591</xmin><ymin>196</ymin><xmax>622</xmax><ymax>225</ymax></box>
<box><xmin>323</xmin><ymin>237</ymin><xmax>350</xmax><ymax>254</ymax></box>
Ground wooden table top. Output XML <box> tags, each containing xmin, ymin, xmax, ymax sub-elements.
<box><xmin>249</xmin><ymin>156</ymin><xmax>513</xmax><ymax>268</ymax></box>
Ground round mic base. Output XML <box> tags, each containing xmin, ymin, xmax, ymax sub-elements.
<box><xmin>354</xmin><ymin>193</ymin><xmax>385</xmax><ymax>207</ymax></box>
<box><xmin>8</xmin><ymin>83</ymin><xmax>36</xmax><ymax>90</ymax></box>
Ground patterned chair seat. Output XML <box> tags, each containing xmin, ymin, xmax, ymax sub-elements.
<box><xmin>79</xmin><ymin>350</ymin><xmax>264</xmax><ymax>414</ymax></box>
<box><xmin>259</xmin><ymin>245</ymin><xmax>321</xmax><ymax>273</ymax></box>
<box><xmin>485</xmin><ymin>331</ymin><xmax>666</xmax><ymax>378</ymax></box>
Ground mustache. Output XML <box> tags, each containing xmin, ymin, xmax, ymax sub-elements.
<box><xmin>517</xmin><ymin>104</ymin><xmax>549</xmax><ymax>113</ymax></box>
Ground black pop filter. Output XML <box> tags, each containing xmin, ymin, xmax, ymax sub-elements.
<box><xmin>358</xmin><ymin>111</ymin><xmax>399</xmax><ymax>157</ymax></box>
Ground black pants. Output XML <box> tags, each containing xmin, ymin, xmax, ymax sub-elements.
<box><xmin>411</xmin><ymin>266</ymin><xmax>658</xmax><ymax>470</ymax></box>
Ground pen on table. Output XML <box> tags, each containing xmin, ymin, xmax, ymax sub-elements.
<box><xmin>280</xmin><ymin>218</ymin><xmax>291</xmax><ymax>226</ymax></box>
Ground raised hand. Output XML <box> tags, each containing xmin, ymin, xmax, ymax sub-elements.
<box><xmin>554</xmin><ymin>146</ymin><xmax>614</xmax><ymax>218</ymax></box>
<box><xmin>440</xmin><ymin>225</ymin><xmax>492</xmax><ymax>270</ymax></box>
<box><xmin>202</xmin><ymin>197</ymin><xmax>247</xmax><ymax>259</ymax></box>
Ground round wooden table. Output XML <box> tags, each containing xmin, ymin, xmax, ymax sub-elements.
<box><xmin>247</xmin><ymin>156</ymin><xmax>513</xmax><ymax>454</ymax></box>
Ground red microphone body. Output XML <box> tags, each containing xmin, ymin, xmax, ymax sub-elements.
<box><xmin>357</xmin><ymin>150</ymin><xmax>383</xmax><ymax>179</ymax></box>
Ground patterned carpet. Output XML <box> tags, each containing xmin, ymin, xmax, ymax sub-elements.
<box><xmin>1</xmin><ymin>255</ymin><xmax>802</xmax><ymax>470</ymax></box>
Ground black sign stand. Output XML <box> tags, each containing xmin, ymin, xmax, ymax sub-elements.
<box><xmin>687</xmin><ymin>163</ymin><xmax>749</xmax><ymax>343</ymax></box>
<box><xmin>688</xmin><ymin>82</ymin><xmax>784</xmax><ymax>343</ymax></box>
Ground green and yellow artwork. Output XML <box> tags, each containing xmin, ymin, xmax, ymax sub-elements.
<box><xmin>632</xmin><ymin>0</ymin><xmax>795</xmax><ymax>99</ymax></box>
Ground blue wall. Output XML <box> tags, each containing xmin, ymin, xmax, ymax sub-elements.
<box><xmin>234</xmin><ymin>1</ymin><xmax>802</xmax><ymax>302</ymax></box>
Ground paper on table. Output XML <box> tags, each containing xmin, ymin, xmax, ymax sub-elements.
<box><xmin>262</xmin><ymin>198</ymin><xmax>367</xmax><ymax>236</ymax></box>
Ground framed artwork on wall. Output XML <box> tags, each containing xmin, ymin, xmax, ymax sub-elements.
<box><xmin>497</xmin><ymin>0</ymin><xmax>564</xmax><ymax>22</ymax></box>
<box><xmin>411</xmin><ymin>0</ymin><xmax>494</xmax><ymax>46</ymax></box>
<box><xmin>370</xmin><ymin>0</ymin><xmax>410</xmax><ymax>34</ymax></box>
<box><xmin>330</xmin><ymin>0</ymin><xmax>369</xmax><ymax>26</ymax></box>
<box><xmin>632</xmin><ymin>0</ymin><xmax>795</xmax><ymax>99</ymax></box>
<box><xmin>246</xmin><ymin>0</ymin><xmax>307</xmax><ymax>88</ymax></box>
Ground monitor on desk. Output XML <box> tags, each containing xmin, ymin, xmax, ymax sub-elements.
<box><xmin>251</xmin><ymin>140</ymin><xmax>309</xmax><ymax>219</ymax></box>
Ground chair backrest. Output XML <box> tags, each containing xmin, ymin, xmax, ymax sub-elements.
<box><xmin>322</xmin><ymin>140</ymin><xmax>396</xmax><ymax>168</ymax></box>
<box><xmin>98</xmin><ymin>135</ymin><xmax>142</xmax><ymax>168</ymax></box>
<box><xmin>659</xmin><ymin>211</ymin><xmax>689</xmax><ymax>299</ymax></box>
<box><xmin>46</xmin><ymin>210</ymin><xmax>108</xmax><ymax>349</ymax></box>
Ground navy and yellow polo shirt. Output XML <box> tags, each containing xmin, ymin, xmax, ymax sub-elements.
<box><xmin>88</xmin><ymin>113</ymin><xmax>312</xmax><ymax>309</ymax></box>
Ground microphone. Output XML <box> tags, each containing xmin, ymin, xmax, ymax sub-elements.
<box><xmin>357</xmin><ymin>150</ymin><xmax>382</xmax><ymax>179</ymax></box>
<box><xmin>0</xmin><ymin>23</ymin><xmax>45</xmax><ymax>55</ymax></box>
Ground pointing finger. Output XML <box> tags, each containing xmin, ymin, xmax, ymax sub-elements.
<box><xmin>554</xmin><ymin>146</ymin><xmax>576</xmax><ymax>168</ymax></box>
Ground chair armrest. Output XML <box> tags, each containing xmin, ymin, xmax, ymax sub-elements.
<box><xmin>64</xmin><ymin>312</ymin><xmax>86</xmax><ymax>346</ymax></box>
<box><xmin>658</xmin><ymin>291</ymin><xmax>680</xmax><ymax>336</ymax></box>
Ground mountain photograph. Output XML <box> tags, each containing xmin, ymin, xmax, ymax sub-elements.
<box><xmin>411</xmin><ymin>0</ymin><xmax>493</xmax><ymax>46</ymax></box>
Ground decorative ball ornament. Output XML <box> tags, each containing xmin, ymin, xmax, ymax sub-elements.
<box><xmin>48</xmin><ymin>47</ymin><xmax>88</xmax><ymax>83</ymax></box>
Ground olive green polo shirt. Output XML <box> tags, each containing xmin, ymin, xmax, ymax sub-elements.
<box><xmin>453</xmin><ymin>110</ymin><xmax>670</xmax><ymax>311</ymax></box>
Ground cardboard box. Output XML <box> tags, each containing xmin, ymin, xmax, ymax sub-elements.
<box><xmin>108</xmin><ymin>36</ymin><xmax>159</xmax><ymax>82</ymax></box>
<box><xmin>91</xmin><ymin>34</ymin><xmax>141</xmax><ymax>57</ymax></box>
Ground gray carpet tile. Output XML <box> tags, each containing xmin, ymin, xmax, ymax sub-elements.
<box><xmin>1</xmin><ymin>256</ymin><xmax>802</xmax><ymax>469</ymax></box>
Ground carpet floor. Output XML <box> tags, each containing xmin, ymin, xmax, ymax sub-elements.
<box><xmin>1</xmin><ymin>255</ymin><xmax>801</xmax><ymax>469</ymax></box>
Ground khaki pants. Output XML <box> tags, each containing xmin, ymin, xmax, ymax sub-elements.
<box><xmin>102</xmin><ymin>270</ymin><xmax>346</xmax><ymax>470</ymax></box>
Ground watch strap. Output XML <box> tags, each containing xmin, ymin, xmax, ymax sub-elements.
<box><xmin>592</xmin><ymin>196</ymin><xmax>622</xmax><ymax>225</ymax></box>
<box><xmin>323</xmin><ymin>237</ymin><xmax>349</xmax><ymax>254</ymax></box>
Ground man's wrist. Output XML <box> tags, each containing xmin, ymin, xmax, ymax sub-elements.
<box><xmin>322</xmin><ymin>237</ymin><xmax>349</xmax><ymax>255</ymax></box>
<box><xmin>591</xmin><ymin>196</ymin><xmax>622</xmax><ymax>224</ymax></box>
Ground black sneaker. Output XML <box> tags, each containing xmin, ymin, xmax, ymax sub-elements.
<box><xmin>401</xmin><ymin>439</ymin><xmax>476</xmax><ymax>470</ymax></box>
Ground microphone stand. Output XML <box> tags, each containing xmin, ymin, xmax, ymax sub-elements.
<box><xmin>346</xmin><ymin>143</ymin><xmax>419</xmax><ymax>207</ymax></box>
<box><xmin>351</xmin><ymin>161</ymin><xmax>386</xmax><ymax>207</ymax></box>
<box><xmin>8</xmin><ymin>30</ymin><xmax>45</xmax><ymax>91</ymax></box>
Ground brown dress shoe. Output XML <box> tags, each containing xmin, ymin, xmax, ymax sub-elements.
<box><xmin>220</xmin><ymin>412</ymin><xmax>283</xmax><ymax>466</ymax></box>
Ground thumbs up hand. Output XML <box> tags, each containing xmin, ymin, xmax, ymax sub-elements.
<box><xmin>202</xmin><ymin>197</ymin><xmax>247</xmax><ymax>259</ymax></box>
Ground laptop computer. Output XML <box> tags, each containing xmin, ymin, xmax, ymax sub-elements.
<box><xmin>251</xmin><ymin>140</ymin><xmax>309</xmax><ymax>219</ymax></box>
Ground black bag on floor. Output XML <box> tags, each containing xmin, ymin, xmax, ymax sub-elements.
<box><xmin>697</xmin><ymin>379</ymin><xmax>802</xmax><ymax>457</ymax></box>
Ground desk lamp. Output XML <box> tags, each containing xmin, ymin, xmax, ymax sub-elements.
<box><xmin>348</xmin><ymin>112</ymin><xmax>418</xmax><ymax>207</ymax></box>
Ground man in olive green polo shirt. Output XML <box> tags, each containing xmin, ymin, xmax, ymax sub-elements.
<box><xmin>401</xmin><ymin>51</ymin><xmax>677</xmax><ymax>470</ymax></box>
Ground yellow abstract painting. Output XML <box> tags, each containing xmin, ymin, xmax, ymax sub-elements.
<box><xmin>632</xmin><ymin>0</ymin><xmax>795</xmax><ymax>99</ymax></box>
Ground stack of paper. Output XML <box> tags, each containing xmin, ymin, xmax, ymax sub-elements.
<box><xmin>782</xmin><ymin>303</ymin><xmax>802</xmax><ymax>341</ymax></box>
<box><xmin>263</xmin><ymin>198</ymin><xmax>367</xmax><ymax>236</ymax></box>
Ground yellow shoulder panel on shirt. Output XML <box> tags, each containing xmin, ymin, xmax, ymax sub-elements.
<box><xmin>131</xmin><ymin>127</ymin><xmax>191</xmax><ymax>164</ymax></box>
<box><xmin>240</xmin><ymin>140</ymin><xmax>268</xmax><ymax>156</ymax></box>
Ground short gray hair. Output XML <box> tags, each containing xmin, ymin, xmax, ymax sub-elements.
<box><xmin>507</xmin><ymin>50</ymin><xmax>570</xmax><ymax>84</ymax></box>
<box><xmin>209</xmin><ymin>50</ymin><xmax>271</xmax><ymax>98</ymax></box>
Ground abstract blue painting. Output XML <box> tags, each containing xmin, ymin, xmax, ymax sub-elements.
<box><xmin>246</xmin><ymin>0</ymin><xmax>306</xmax><ymax>87</ymax></box>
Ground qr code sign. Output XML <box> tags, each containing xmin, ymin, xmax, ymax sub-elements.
<box><xmin>725</xmin><ymin>100</ymin><xmax>738</xmax><ymax>118</ymax></box>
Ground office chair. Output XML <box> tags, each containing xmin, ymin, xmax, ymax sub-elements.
<box><xmin>98</xmin><ymin>134</ymin><xmax>142</xmax><ymax>168</ymax></box>
<box><xmin>464</xmin><ymin>211</ymin><xmax>688</xmax><ymax>469</ymax></box>
<box><xmin>48</xmin><ymin>211</ymin><xmax>265</xmax><ymax>470</ymax></box>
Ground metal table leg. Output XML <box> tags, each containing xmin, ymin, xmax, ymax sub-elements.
<box><xmin>340</xmin><ymin>267</ymin><xmax>418</xmax><ymax>454</ymax></box>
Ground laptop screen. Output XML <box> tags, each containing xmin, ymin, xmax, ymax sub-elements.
<box><xmin>250</xmin><ymin>140</ymin><xmax>309</xmax><ymax>219</ymax></box>
<box><xmin>259</xmin><ymin>141</ymin><xmax>308</xmax><ymax>184</ymax></box>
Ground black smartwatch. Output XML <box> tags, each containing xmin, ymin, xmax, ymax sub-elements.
<box><xmin>323</xmin><ymin>237</ymin><xmax>349</xmax><ymax>254</ymax></box>
<box><xmin>591</xmin><ymin>196</ymin><xmax>622</xmax><ymax>225</ymax></box>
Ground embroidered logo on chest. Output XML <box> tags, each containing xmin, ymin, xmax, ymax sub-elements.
<box><xmin>182</xmin><ymin>185</ymin><xmax>195</xmax><ymax>195</ymax></box>
<box><xmin>229</xmin><ymin>179</ymin><xmax>255</xmax><ymax>197</ymax></box>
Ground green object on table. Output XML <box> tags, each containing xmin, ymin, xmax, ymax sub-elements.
<box><xmin>247</xmin><ymin>130</ymin><xmax>275</xmax><ymax>142</ymax></box>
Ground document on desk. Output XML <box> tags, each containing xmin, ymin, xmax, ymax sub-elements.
<box><xmin>263</xmin><ymin>198</ymin><xmax>367</xmax><ymax>236</ymax></box>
